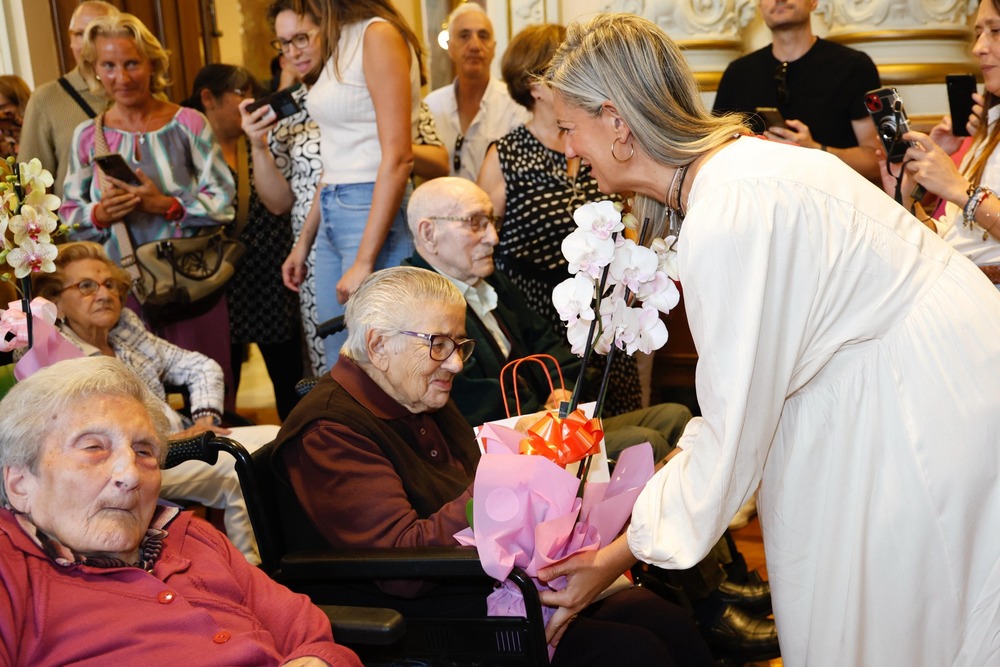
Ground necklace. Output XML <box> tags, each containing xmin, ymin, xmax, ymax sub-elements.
<box><xmin>664</xmin><ymin>164</ymin><xmax>689</xmax><ymax>239</ymax></box>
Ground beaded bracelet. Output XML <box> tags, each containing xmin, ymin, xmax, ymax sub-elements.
<box><xmin>963</xmin><ymin>185</ymin><xmax>993</xmax><ymax>228</ymax></box>
<box><xmin>191</xmin><ymin>407</ymin><xmax>223</xmax><ymax>426</ymax></box>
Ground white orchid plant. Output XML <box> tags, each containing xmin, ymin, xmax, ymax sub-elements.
<box><xmin>552</xmin><ymin>200</ymin><xmax>680</xmax><ymax>413</ymax></box>
<box><xmin>1</xmin><ymin>157</ymin><xmax>65</xmax><ymax>349</ymax></box>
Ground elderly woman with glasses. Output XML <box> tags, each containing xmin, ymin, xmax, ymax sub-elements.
<box><xmin>271</xmin><ymin>266</ymin><xmax>713</xmax><ymax>666</ymax></box>
<box><xmin>0</xmin><ymin>356</ymin><xmax>363</xmax><ymax>667</ymax></box>
<box><xmin>31</xmin><ymin>241</ymin><xmax>278</xmax><ymax>564</ymax></box>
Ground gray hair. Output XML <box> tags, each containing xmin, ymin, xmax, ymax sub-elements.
<box><xmin>446</xmin><ymin>2</ymin><xmax>490</xmax><ymax>35</ymax></box>
<box><xmin>0</xmin><ymin>357</ymin><xmax>171</xmax><ymax>506</ymax></box>
<box><xmin>546</xmin><ymin>13</ymin><xmax>749</xmax><ymax>235</ymax></box>
<box><xmin>341</xmin><ymin>266</ymin><xmax>466</xmax><ymax>362</ymax></box>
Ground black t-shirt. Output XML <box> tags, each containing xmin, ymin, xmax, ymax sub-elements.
<box><xmin>713</xmin><ymin>38</ymin><xmax>881</xmax><ymax>148</ymax></box>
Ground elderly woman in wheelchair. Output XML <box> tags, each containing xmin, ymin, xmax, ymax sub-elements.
<box><xmin>29</xmin><ymin>241</ymin><xmax>277</xmax><ymax>563</ymax></box>
<box><xmin>272</xmin><ymin>266</ymin><xmax>714</xmax><ymax>666</ymax></box>
<box><xmin>0</xmin><ymin>356</ymin><xmax>361</xmax><ymax>667</ymax></box>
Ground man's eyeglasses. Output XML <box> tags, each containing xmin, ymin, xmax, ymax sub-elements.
<box><xmin>453</xmin><ymin>133</ymin><xmax>464</xmax><ymax>174</ymax></box>
<box><xmin>61</xmin><ymin>278</ymin><xmax>130</xmax><ymax>297</ymax></box>
<box><xmin>398</xmin><ymin>331</ymin><xmax>476</xmax><ymax>362</ymax></box>
<box><xmin>271</xmin><ymin>31</ymin><xmax>317</xmax><ymax>53</ymax></box>
<box><xmin>774</xmin><ymin>61</ymin><xmax>790</xmax><ymax>105</ymax></box>
<box><xmin>428</xmin><ymin>214</ymin><xmax>502</xmax><ymax>234</ymax></box>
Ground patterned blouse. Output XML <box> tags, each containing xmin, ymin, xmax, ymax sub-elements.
<box><xmin>57</xmin><ymin>308</ymin><xmax>225</xmax><ymax>431</ymax></box>
<box><xmin>61</xmin><ymin>107</ymin><xmax>235</xmax><ymax>263</ymax></box>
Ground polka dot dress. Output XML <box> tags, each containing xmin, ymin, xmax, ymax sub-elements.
<box><xmin>495</xmin><ymin>125</ymin><xmax>642</xmax><ymax>416</ymax></box>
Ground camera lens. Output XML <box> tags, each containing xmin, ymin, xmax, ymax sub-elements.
<box><xmin>879</xmin><ymin>117</ymin><xmax>898</xmax><ymax>144</ymax></box>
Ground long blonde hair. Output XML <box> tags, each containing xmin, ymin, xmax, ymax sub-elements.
<box><xmin>546</xmin><ymin>13</ymin><xmax>749</xmax><ymax>232</ymax></box>
<box><xmin>294</xmin><ymin>0</ymin><xmax>425</xmax><ymax>86</ymax></box>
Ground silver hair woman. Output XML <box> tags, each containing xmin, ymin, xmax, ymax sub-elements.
<box><xmin>0</xmin><ymin>357</ymin><xmax>170</xmax><ymax>506</ymax></box>
<box><xmin>0</xmin><ymin>357</ymin><xmax>362</xmax><ymax>665</ymax></box>
<box><xmin>537</xmin><ymin>13</ymin><xmax>1000</xmax><ymax>667</ymax></box>
<box><xmin>341</xmin><ymin>265</ymin><xmax>465</xmax><ymax>362</ymax></box>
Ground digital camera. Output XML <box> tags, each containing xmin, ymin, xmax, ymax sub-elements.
<box><xmin>864</xmin><ymin>87</ymin><xmax>912</xmax><ymax>164</ymax></box>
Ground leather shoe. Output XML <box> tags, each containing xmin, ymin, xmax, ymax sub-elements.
<box><xmin>701</xmin><ymin>603</ymin><xmax>780</xmax><ymax>662</ymax></box>
<box><xmin>716</xmin><ymin>577</ymin><xmax>772</xmax><ymax>616</ymax></box>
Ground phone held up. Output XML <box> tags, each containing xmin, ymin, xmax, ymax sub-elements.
<box><xmin>245</xmin><ymin>85</ymin><xmax>302</xmax><ymax>122</ymax></box>
<box><xmin>946</xmin><ymin>74</ymin><xmax>978</xmax><ymax>137</ymax></box>
<box><xmin>755</xmin><ymin>107</ymin><xmax>788</xmax><ymax>131</ymax></box>
<box><xmin>94</xmin><ymin>153</ymin><xmax>141</xmax><ymax>185</ymax></box>
<box><xmin>865</xmin><ymin>87</ymin><xmax>914</xmax><ymax>164</ymax></box>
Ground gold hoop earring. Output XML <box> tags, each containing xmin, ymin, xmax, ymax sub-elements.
<box><xmin>611</xmin><ymin>137</ymin><xmax>634</xmax><ymax>162</ymax></box>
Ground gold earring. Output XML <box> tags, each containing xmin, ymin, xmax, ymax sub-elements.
<box><xmin>611</xmin><ymin>137</ymin><xmax>634</xmax><ymax>162</ymax></box>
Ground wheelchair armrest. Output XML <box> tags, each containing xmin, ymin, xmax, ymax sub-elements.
<box><xmin>281</xmin><ymin>546</ymin><xmax>487</xmax><ymax>580</ymax></box>
<box><xmin>321</xmin><ymin>604</ymin><xmax>405</xmax><ymax>646</ymax></box>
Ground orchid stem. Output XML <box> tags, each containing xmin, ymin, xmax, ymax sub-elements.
<box><xmin>567</xmin><ymin>257</ymin><xmax>613</xmax><ymax>416</ymax></box>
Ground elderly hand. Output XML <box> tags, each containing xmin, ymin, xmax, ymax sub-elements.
<box><xmin>239</xmin><ymin>98</ymin><xmax>278</xmax><ymax>150</ymax></box>
<box><xmin>280</xmin><ymin>657</ymin><xmax>332</xmax><ymax>667</ymax></box>
<box><xmin>171</xmin><ymin>417</ymin><xmax>231</xmax><ymax>440</ymax></box>
<box><xmin>537</xmin><ymin>536</ymin><xmax>638</xmax><ymax>646</ymax></box>
<box><xmin>763</xmin><ymin>118</ymin><xmax>816</xmax><ymax>149</ymax></box>
<box><xmin>336</xmin><ymin>261</ymin><xmax>373</xmax><ymax>305</ymax></box>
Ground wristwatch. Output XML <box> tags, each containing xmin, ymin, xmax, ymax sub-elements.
<box><xmin>164</xmin><ymin>198</ymin><xmax>184</xmax><ymax>221</ymax></box>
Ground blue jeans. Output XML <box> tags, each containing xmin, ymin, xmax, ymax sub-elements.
<box><xmin>315</xmin><ymin>182</ymin><xmax>413</xmax><ymax>363</ymax></box>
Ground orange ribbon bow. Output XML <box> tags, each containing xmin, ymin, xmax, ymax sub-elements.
<box><xmin>519</xmin><ymin>408</ymin><xmax>604</xmax><ymax>468</ymax></box>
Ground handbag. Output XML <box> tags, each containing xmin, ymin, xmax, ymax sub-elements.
<box><xmin>93</xmin><ymin>113</ymin><xmax>248</xmax><ymax>325</ymax></box>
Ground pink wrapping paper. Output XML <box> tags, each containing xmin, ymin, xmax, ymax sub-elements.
<box><xmin>0</xmin><ymin>298</ymin><xmax>83</xmax><ymax>378</ymax></box>
<box><xmin>454</xmin><ymin>439</ymin><xmax>654</xmax><ymax>655</ymax></box>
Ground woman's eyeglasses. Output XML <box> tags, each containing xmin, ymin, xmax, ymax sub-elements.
<box><xmin>427</xmin><ymin>214</ymin><xmax>502</xmax><ymax>234</ymax></box>
<box><xmin>270</xmin><ymin>31</ymin><xmax>316</xmax><ymax>53</ymax></box>
<box><xmin>773</xmin><ymin>61</ymin><xmax>790</xmax><ymax>105</ymax></box>
<box><xmin>398</xmin><ymin>331</ymin><xmax>476</xmax><ymax>362</ymax></box>
<box><xmin>61</xmin><ymin>278</ymin><xmax>130</xmax><ymax>297</ymax></box>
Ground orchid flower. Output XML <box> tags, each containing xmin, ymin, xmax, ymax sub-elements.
<box><xmin>609</xmin><ymin>239</ymin><xmax>659</xmax><ymax>293</ymax></box>
<box><xmin>561</xmin><ymin>228</ymin><xmax>616</xmax><ymax>279</ymax></box>
<box><xmin>556</xmin><ymin>200</ymin><xmax>677</xmax><ymax>376</ymax></box>
<box><xmin>572</xmin><ymin>200</ymin><xmax>625</xmax><ymax>240</ymax></box>
<box><xmin>9</xmin><ymin>205</ymin><xmax>58</xmax><ymax>245</ymax></box>
<box><xmin>6</xmin><ymin>238</ymin><xmax>58</xmax><ymax>278</ymax></box>
<box><xmin>552</xmin><ymin>273</ymin><xmax>597</xmax><ymax>323</ymax></box>
<box><xmin>18</xmin><ymin>158</ymin><xmax>55</xmax><ymax>193</ymax></box>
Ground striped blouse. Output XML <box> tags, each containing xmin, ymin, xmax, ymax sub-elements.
<box><xmin>60</xmin><ymin>107</ymin><xmax>235</xmax><ymax>263</ymax></box>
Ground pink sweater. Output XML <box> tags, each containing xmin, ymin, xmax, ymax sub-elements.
<box><xmin>0</xmin><ymin>507</ymin><xmax>362</xmax><ymax>667</ymax></box>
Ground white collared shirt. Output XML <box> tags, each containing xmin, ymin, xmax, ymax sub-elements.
<box><xmin>423</xmin><ymin>77</ymin><xmax>531</xmax><ymax>181</ymax></box>
<box><xmin>438</xmin><ymin>272</ymin><xmax>511</xmax><ymax>358</ymax></box>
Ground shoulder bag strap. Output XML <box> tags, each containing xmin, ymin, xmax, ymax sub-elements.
<box><xmin>95</xmin><ymin>113</ymin><xmax>145</xmax><ymax>296</ymax></box>
<box><xmin>231</xmin><ymin>138</ymin><xmax>251</xmax><ymax>239</ymax></box>
<box><xmin>57</xmin><ymin>76</ymin><xmax>97</xmax><ymax>119</ymax></box>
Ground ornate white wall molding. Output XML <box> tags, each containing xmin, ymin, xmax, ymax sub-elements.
<box><xmin>815</xmin><ymin>0</ymin><xmax>978</xmax><ymax>84</ymax></box>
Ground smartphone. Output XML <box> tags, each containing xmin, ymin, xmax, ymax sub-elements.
<box><xmin>864</xmin><ymin>87</ymin><xmax>914</xmax><ymax>164</ymax></box>
<box><xmin>755</xmin><ymin>107</ymin><xmax>788</xmax><ymax>130</ymax></box>
<box><xmin>946</xmin><ymin>73</ymin><xmax>978</xmax><ymax>137</ymax></box>
<box><xmin>94</xmin><ymin>153</ymin><xmax>140</xmax><ymax>185</ymax></box>
<box><xmin>245</xmin><ymin>86</ymin><xmax>302</xmax><ymax>122</ymax></box>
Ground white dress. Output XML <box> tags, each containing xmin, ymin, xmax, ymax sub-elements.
<box><xmin>628</xmin><ymin>136</ymin><xmax>1000</xmax><ymax>666</ymax></box>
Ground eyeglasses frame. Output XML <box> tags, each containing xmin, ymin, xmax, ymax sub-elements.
<box><xmin>397</xmin><ymin>330</ymin><xmax>476</xmax><ymax>363</ymax></box>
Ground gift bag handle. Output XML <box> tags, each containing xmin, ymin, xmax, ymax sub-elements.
<box><xmin>499</xmin><ymin>353</ymin><xmax>565</xmax><ymax>419</ymax></box>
